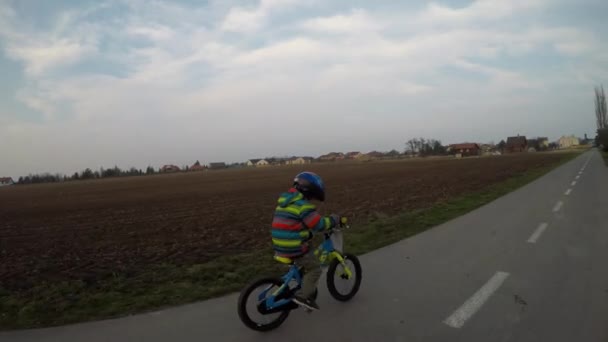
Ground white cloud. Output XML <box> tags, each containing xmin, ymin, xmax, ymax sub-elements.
<box><xmin>0</xmin><ymin>0</ymin><xmax>606</xmax><ymax>178</ymax></box>
<box><xmin>128</xmin><ymin>25</ymin><xmax>175</xmax><ymax>41</ymax></box>
<box><xmin>300</xmin><ymin>9</ymin><xmax>383</xmax><ymax>34</ymax></box>
<box><xmin>221</xmin><ymin>6</ymin><xmax>266</xmax><ymax>32</ymax></box>
<box><xmin>6</xmin><ymin>38</ymin><xmax>96</xmax><ymax>76</ymax></box>
<box><xmin>220</xmin><ymin>0</ymin><xmax>299</xmax><ymax>32</ymax></box>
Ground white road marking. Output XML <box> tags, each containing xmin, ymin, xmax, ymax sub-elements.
<box><xmin>553</xmin><ymin>201</ymin><xmax>563</xmax><ymax>212</ymax></box>
<box><xmin>444</xmin><ymin>272</ymin><xmax>510</xmax><ymax>329</ymax></box>
<box><xmin>575</xmin><ymin>175</ymin><xmax>580</xmax><ymax>179</ymax></box>
<box><xmin>565</xmin><ymin>188</ymin><xmax>572</xmax><ymax>195</ymax></box>
<box><xmin>527</xmin><ymin>223</ymin><xmax>549</xmax><ymax>243</ymax></box>
<box><xmin>571</xmin><ymin>181</ymin><xmax>577</xmax><ymax>186</ymax></box>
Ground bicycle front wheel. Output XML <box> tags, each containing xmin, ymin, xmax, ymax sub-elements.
<box><xmin>237</xmin><ymin>277</ymin><xmax>291</xmax><ymax>332</ymax></box>
<box><xmin>326</xmin><ymin>253</ymin><xmax>362</xmax><ymax>301</ymax></box>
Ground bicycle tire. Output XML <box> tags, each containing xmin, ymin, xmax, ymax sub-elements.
<box><xmin>326</xmin><ymin>253</ymin><xmax>362</xmax><ymax>301</ymax></box>
<box><xmin>237</xmin><ymin>277</ymin><xmax>291</xmax><ymax>332</ymax></box>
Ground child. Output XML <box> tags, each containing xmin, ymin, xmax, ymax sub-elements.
<box><xmin>271</xmin><ymin>171</ymin><xmax>340</xmax><ymax>310</ymax></box>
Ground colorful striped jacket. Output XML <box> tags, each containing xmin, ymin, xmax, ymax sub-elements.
<box><xmin>271</xmin><ymin>188</ymin><xmax>336</xmax><ymax>258</ymax></box>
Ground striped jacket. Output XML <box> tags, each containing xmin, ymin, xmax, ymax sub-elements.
<box><xmin>271</xmin><ymin>188</ymin><xmax>336</xmax><ymax>258</ymax></box>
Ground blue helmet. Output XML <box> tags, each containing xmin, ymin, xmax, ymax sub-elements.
<box><xmin>293</xmin><ymin>171</ymin><xmax>325</xmax><ymax>201</ymax></box>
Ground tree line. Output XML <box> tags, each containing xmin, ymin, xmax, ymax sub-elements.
<box><xmin>17</xmin><ymin>165</ymin><xmax>158</xmax><ymax>185</ymax></box>
<box><xmin>405</xmin><ymin>137</ymin><xmax>447</xmax><ymax>156</ymax></box>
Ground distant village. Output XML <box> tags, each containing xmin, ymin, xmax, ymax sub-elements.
<box><xmin>157</xmin><ymin>133</ymin><xmax>592</xmax><ymax>173</ymax></box>
<box><xmin>0</xmin><ymin>133</ymin><xmax>594</xmax><ymax>186</ymax></box>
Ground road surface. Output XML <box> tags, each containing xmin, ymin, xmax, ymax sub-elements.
<box><xmin>2</xmin><ymin>150</ymin><xmax>608</xmax><ymax>342</ymax></box>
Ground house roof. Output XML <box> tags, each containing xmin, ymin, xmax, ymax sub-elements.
<box><xmin>0</xmin><ymin>177</ymin><xmax>13</xmax><ymax>182</ymax></box>
<box><xmin>449</xmin><ymin>143</ymin><xmax>479</xmax><ymax>150</ymax></box>
<box><xmin>248</xmin><ymin>159</ymin><xmax>262</xmax><ymax>164</ymax></box>
<box><xmin>162</xmin><ymin>164</ymin><xmax>180</xmax><ymax>169</ymax></box>
<box><xmin>367</xmin><ymin>151</ymin><xmax>385</xmax><ymax>157</ymax></box>
<box><xmin>345</xmin><ymin>151</ymin><xmax>361</xmax><ymax>156</ymax></box>
<box><xmin>209</xmin><ymin>162</ymin><xmax>226</xmax><ymax>166</ymax></box>
<box><xmin>506</xmin><ymin>136</ymin><xmax>527</xmax><ymax>147</ymax></box>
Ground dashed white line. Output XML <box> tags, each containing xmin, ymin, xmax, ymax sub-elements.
<box><xmin>571</xmin><ymin>181</ymin><xmax>577</xmax><ymax>186</ymax></box>
<box><xmin>553</xmin><ymin>201</ymin><xmax>563</xmax><ymax>212</ymax></box>
<box><xmin>527</xmin><ymin>223</ymin><xmax>549</xmax><ymax>243</ymax></box>
<box><xmin>443</xmin><ymin>272</ymin><xmax>510</xmax><ymax>329</ymax></box>
<box><xmin>575</xmin><ymin>175</ymin><xmax>580</xmax><ymax>180</ymax></box>
<box><xmin>565</xmin><ymin>188</ymin><xmax>572</xmax><ymax>195</ymax></box>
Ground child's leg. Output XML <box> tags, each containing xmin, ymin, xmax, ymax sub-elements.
<box><xmin>298</xmin><ymin>251</ymin><xmax>322</xmax><ymax>299</ymax></box>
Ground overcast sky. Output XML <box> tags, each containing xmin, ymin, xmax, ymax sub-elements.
<box><xmin>1</xmin><ymin>0</ymin><xmax>607</xmax><ymax>178</ymax></box>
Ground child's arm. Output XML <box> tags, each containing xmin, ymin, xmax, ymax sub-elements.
<box><xmin>301</xmin><ymin>206</ymin><xmax>339</xmax><ymax>232</ymax></box>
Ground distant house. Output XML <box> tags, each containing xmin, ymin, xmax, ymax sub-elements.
<box><xmin>448</xmin><ymin>143</ymin><xmax>481</xmax><ymax>157</ymax></box>
<box><xmin>538</xmin><ymin>137</ymin><xmax>549</xmax><ymax>150</ymax></box>
<box><xmin>505</xmin><ymin>136</ymin><xmax>528</xmax><ymax>153</ymax></box>
<box><xmin>0</xmin><ymin>177</ymin><xmax>14</xmax><ymax>186</ymax></box>
<box><xmin>345</xmin><ymin>151</ymin><xmax>363</xmax><ymax>159</ymax></box>
<box><xmin>366</xmin><ymin>151</ymin><xmax>386</xmax><ymax>159</ymax></box>
<box><xmin>318</xmin><ymin>152</ymin><xmax>345</xmax><ymax>162</ymax></box>
<box><xmin>527</xmin><ymin>139</ymin><xmax>539</xmax><ymax>152</ymax></box>
<box><xmin>190</xmin><ymin>160</ymin><xmax>206</xmax><ymax>172</ymax></box>
<box><xmin>209</xmin><ymin>162</ymin><xmax>226</xmax><ymax>170</ymax></box>
<box><xmin>480</xmin><ymin>144</ymin><xmax>497</xmax><ymax>155</ymax></box>
<box><xmin>256</xmin><ymin>159</ymin><xmax>270</xmax><ymax>167</ymax></box>
<box><xmin>161</xmin><ymin>165</ymin><xmax>180</xmax><ymax>173</ymax></box>
<box><xmin>268</xmin><ymin>158</ymin><xmax>288</xmax><ymax>166</ymax></box>
<box><xmin>246</xmin><ymin>159</ymin><xmax>261</xmax><ymax>167</ymax></box>
<box><xmin>558</xmin><ymin>135</ymin><xmax>580</xmax><ymax>149</ymax></box>
<box><xmin>290</xmin><ymin>157</ymin><xmax>313</xmax><ymax>165</ymax></box>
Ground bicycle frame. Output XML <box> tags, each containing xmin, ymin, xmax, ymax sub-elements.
<box><xmin>258</xmin><ymin>264</ymin><xmax>302</xmax><ymax>310</ymax></box>
<box><xmin>259</xmin><ymin>230</ymin><xmax>353</xmax><ymax>311</ymax></box>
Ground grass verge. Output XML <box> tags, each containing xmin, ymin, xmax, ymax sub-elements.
<box><xmin>0</xmin><ymin>152</ymin><xmax>580</xmax><ymax>330</ymax></box>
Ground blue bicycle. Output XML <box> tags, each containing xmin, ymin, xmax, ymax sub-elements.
<box><xmin>237</xmin><ymin>218</ymin><xmax>362</xmax><ymax>331</ymax></box>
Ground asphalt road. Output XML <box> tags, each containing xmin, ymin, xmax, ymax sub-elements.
<box><xmin>2</xmin><ymin>150</ymin><xmax>607</xmax><ymax>342</ymax></box>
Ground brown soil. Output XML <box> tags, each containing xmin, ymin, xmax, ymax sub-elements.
<box><xmin>0</xmin><ymin>153</ymin><xmax>565</xmax><ymax>290</ymax></box>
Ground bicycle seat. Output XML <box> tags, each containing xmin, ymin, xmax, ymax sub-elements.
<box><xmin>274</xmin><ymin>256</ymin><xmax>294</xmax><ymax>265</ymax></box>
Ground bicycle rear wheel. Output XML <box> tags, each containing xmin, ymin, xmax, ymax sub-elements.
<box><xmin>326</xmin><ymin>253</ymin><xmax>362</xmax><ymax>301</ymax></box>
<box><xmin>237</xmin><ymin>277</ymin><xmax>291</xmax><ymax>331</ymax></box>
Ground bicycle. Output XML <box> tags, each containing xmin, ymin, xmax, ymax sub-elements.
<box><xmin>237</xmin><ymin>217</ymin><xmax>362</xmax><ymax>332</ymax></box>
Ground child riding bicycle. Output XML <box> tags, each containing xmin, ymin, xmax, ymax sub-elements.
<box><xmin>270</xmin><ymin>171</ymin><xmax>340</xmax><ymax>311</ymax></box>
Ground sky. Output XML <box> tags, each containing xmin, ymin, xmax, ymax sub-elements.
<box><xmin>1</xmin><ymin>0</ymin><xmax>607</xmax><ymax>179</ymax></box>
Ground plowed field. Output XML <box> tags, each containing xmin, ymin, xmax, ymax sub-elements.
<box><xmin>0</xmin><ymin>153</ymin><xmax>567</xmax><ymax>291</ymax></box>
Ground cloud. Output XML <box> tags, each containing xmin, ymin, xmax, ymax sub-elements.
<box><xmin>0</xmin><ymin>0</ymin><xmax>606</xmax><ymax>178</ymax></box>
<box><xmin>300</xmin><ymin>9</ymin><xmax>384</xmax><ymax>34</ymax></box>
<box><xmin>128</xmin><ymin>25</ymin><xmax>175</xmax><ymax>41</ymax></box>
<box><xmin>220</xmin><ymin>0</ymin><xmax>299</xmax><ymax>32</ymax></box>
<box><xmin>6</xmin><ymin>38</ymin><xmax>96</xmax><ymax>76</ymax></box>
<box><xmin>419</xmin><ymin>0</ymin><xmax>546</xmax><ymax>25</ymax></box>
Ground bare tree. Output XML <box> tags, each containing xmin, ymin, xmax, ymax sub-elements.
<box><xmin>595</xmin><ymin>85</ymin><xmax>607</xmax><ymax>129</ymax></box>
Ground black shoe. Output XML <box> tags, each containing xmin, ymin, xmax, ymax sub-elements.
<box><xmin>292</xmin><ymin>296</ymin><xmax>320</xmax><ymax>311</ymax></box>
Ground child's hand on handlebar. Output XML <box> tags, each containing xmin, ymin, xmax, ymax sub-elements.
<box><xmin>330</xmin><ymin>214</ymin><xmax>341</xmax><ymax>228</ymax></box>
